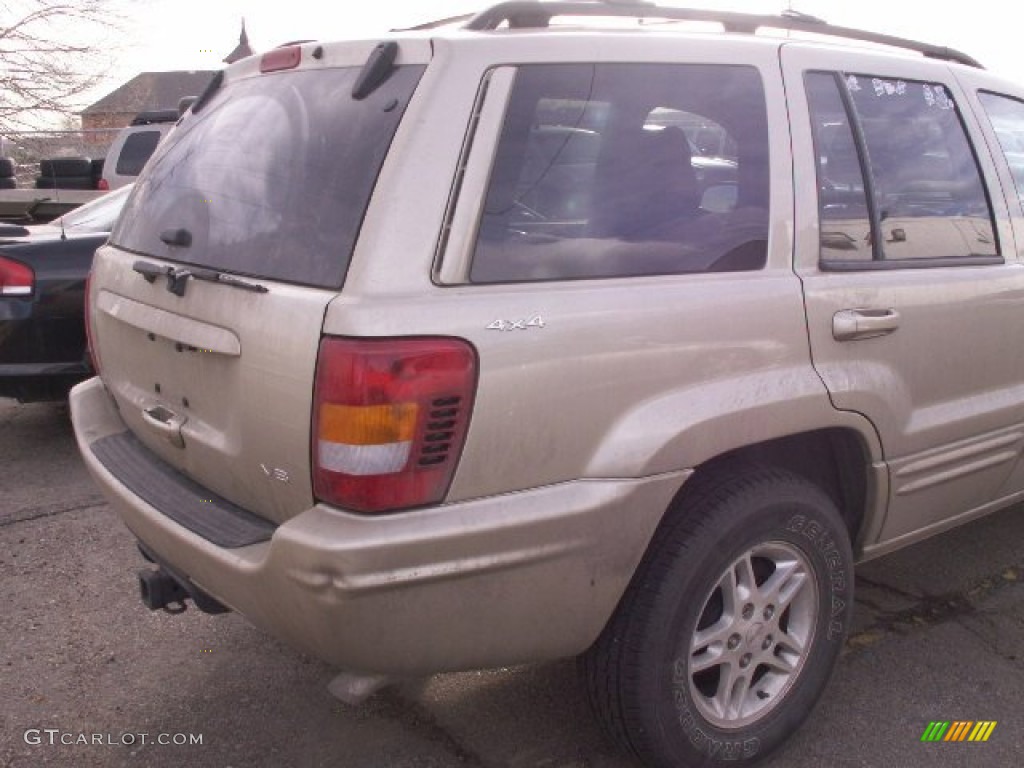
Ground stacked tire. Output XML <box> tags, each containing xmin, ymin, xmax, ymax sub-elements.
<box><xmin>0</xmin><ymin>157</ymin><xmax>15</xmax><ymax>190</ymax></box>
<box><xmin>35</xmin><ymin>157</ymin><xmax>95</xmax><ymax>190</ymax></box>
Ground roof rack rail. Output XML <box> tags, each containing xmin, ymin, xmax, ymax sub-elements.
<box><xmin>463</xmin><ymin>1</ymin><xmax>983</xmax><ymax>68</ymax></box>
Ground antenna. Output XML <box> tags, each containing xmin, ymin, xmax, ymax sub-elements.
<box><xmin>47</xmin><ymin>162</ymin><xmax>67</xmax><ymax>240</ymax></box>
<box><xmin>43</xmin><ymin>158</ymin><xmax>68</xmax><ymax>237</ymax></box>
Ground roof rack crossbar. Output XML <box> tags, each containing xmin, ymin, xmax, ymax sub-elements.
<box><xmin>463</xmin><ymin>1</ymin><xmax>982</xmax><ymax>68</ymax></box>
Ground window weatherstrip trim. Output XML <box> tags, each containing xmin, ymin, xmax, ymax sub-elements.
<box><xmin>833</xmin><ymin>71</ymin><xmax>887</xmax><ymax>263</ymax></box>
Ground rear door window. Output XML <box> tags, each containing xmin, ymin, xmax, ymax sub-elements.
<box><xmin>470</xmin><ymin>63</ymin><xmax>770</xmax><ymax>283</ymax></box>
<box><xmin>111</xmin><ymin>65</ymin><xmax>425</xmax><ymax>288</ymax></box>
<box><xmin>808</xmin><ymin>71</ymin><xmax>998</xmax><ymax>266</ymax></box>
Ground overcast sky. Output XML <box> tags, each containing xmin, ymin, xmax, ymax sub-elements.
<box><xmin>96</xmin><ymin>0</ymin><xmax>1023</xmax><ymax>103</ymax></box>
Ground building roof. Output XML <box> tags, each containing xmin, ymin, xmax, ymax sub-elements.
<box><xmin>81</xmin><ymin>71</ymin><xmax>216</xmax><ymax>116</ymax></box>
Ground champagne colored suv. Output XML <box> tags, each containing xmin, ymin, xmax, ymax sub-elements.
<box><xmin>70</xmin><ymin>3</ymin><xmax>1024</xmax><ymax>766</ymax></box>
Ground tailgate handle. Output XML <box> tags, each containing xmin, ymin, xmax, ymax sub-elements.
<box><xmin>832</xmin><ymin>308</ymin><xmax>901</xmax><ymax>341</ymax></box>
<box><xmin>142</xmin><ymin>405</ymin><xmax>188</xmax><ymax>449</ymax></box>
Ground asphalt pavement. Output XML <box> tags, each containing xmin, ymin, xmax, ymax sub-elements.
<box><xmin>1</xmin><ymin>398</ymin><xmax>1021</xmax><ymax>767</ymax></box>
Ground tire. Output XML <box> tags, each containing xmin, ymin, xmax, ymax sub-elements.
<box><xmin>0</xmin><ymin>156</ymin><xmax>15</xmax><ymax>177</ymax></box>
<box><xmin>34</xmin><ymin>175</ymin><xmax>95</xmax><ymax>190</ymax></box>
<box><xmin>0</xmin><ymin>177</ymin><xmax>14</xmax><ymax>190</ymax></box>
<box><xmin>39</xmin><ymin>156</ymin><xmax>92</xmax><ymax>177</ymax></box>
<box><xmin>582</xmin><ymin>466</ymin><xmax>854</xmax><ymax>768</ymax></box>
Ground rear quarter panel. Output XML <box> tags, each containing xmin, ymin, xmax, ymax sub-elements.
<box><xmin>325</xmin><ymin>34</ymin><xmax>884</xmax><ymax>504</ymax></box>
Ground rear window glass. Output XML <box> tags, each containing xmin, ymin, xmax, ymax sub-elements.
<box><xmin>111</xmin><ymin>65</ymin><xmax>425</xmax><ymax>288</ymax></box>
<box><xmin>114</xmin><ymin>130</ymin><xmax>162</xmax><ymax>176</ymax></box>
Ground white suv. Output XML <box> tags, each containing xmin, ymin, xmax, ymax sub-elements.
<box><xmin>98</xmin><ymin>108</ymin><xmax>180</xmax><ymax>190</ymax></box>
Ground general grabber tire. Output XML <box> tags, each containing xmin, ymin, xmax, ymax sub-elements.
<box><xmin>582</xmin><ymin>466</ymin><xmax>854</xmax><ymax>768</ymax></box>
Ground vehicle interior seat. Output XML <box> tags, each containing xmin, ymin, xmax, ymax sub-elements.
<box><xmin>588</xmin><ymin>125</ymin><xmax>700</xmax><ymax>240</ymax></box>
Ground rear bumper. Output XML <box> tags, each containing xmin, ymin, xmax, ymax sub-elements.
<box><xmin>71</xmin><ymin>376</ymin><xmax>688</xmax><ymax>675</ymax></box>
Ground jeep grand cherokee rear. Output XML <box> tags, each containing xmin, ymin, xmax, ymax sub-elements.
<box><xmin>71</xmin><ymin>32</ymin><xmax>688</xmax><ymax>664</ymax></box>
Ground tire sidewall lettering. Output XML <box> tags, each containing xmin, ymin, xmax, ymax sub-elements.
<box><xmin>787</xmin><ymin>513</ymin><xmax>850</xmax><ymax>639</ymax></box>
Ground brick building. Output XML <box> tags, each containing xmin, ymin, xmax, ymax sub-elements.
<box><xmin>79</xmin><ymin>70</ymin><xmax>217</xmax><ymax>144</ymax></box>
<box><xmin>79</xmin><ymin>20</ymin><xmax>254</xmax><ymax>146</ymax></box>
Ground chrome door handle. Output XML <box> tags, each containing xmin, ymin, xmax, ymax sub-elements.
<box><xmin>832</xmin><ymin>308</ymin><xmax>901</xmax><ymax>341</ymax></box>
<box><xmin>142</xmin><ymin>404</ymin><xmax>188</xmax><ymax>448</ymax></box>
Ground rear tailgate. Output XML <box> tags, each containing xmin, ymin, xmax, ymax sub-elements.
<box><xmin>87</xmin><ymin>39</ymin><xmax>430</xmax><ymax>524</ymax></box>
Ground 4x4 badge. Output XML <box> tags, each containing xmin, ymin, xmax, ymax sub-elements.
<box><xmin>487</xmin><ymin>315</ymin><xmax>545</xmax><ymax>332</ymax></box>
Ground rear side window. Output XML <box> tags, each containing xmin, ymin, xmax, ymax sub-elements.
<box><xmin>470</xmin><ymin>63</ymin><xmax>770</xmax><ymax>283</ymax></box>
<box><xmin>808</xmin><ymin>71</ymin><xmax>997</xmax><ymax>267</ymax></box>
<box><xmin>114</xmin><ymin>130</ymin><xmax>162</xmax><ymax>176</ymax></box>
<box><xmin>977</xmin><ymin>91</ymin><xmax>1024</xmax><ymax>207</ymax></box>
<box><xmin>112</xmin><ymin>65</ymin><xmax>425</xmax><ymax>288</ymax></box>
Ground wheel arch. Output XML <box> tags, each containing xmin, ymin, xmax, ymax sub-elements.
<box><xmin>680</xmin><ymin>428</ymin><xmax>879</xmax><ymax>553</ymax></box>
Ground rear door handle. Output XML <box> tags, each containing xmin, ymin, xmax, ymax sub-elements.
<box><xmin>832</xmin><ymin>308</ymin><xmax>901</xmax><ymax>341</ymax></box>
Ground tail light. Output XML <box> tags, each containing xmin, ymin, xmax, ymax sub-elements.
<box><xmin>312</xmin><ymin>337</ymin><xmax>477</xmax><ymax>514</ymax></box>
<box><xmin>0</xmin><ymin>254</ymin><xmax>33</xmax><ymax>296</ymax></box>
<box><xmin>84</xmin><ymin>271</ymin><xmax>100</xmax><ymax>373</ymax></box>
<box><xmin>96</xmin><ymin>178</ymin><xmax>110</xmax><ymax>191</ymax></box>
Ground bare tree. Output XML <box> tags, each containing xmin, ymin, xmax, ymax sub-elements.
<box><xmin>1</xmin><ymin>0</ymin><xmax>120</xmax><ymax>132</ymax></box>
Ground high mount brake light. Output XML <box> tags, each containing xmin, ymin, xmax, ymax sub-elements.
<box><xmin>312</xmin><ymin>337</ymin><xmax>478</xmax><ymax>514</ymax></box>
<box><xmin>260</xmin><ymin>46</ymin><xmax>301</xmax><ymax>73</ymax></box>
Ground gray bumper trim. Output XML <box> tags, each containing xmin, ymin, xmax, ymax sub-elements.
<box><xmin>90</xmin><ymin>431</ymin><xmax>276</xmax><ymax>548</ymax></box>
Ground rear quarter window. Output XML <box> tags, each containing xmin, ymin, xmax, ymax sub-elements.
<box><xmin>114</xmin><ymin>130</ymin><xmax>162</xmax><ymax>176</ymax></box>
<box><xmin>111</xmin><ymin>65</ymin><xmax>425</xmax><ymax>289</ymax></box>
<box><xmin>470</xmin><ymin>63</ymin><xmax>770</xmax><ymax>283</ymax></box>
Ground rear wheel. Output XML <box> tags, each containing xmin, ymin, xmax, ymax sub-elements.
<box><xmin>583</xmin><ymin>467</ymin><xmax>854</xmax><ymax>767</ymax></box>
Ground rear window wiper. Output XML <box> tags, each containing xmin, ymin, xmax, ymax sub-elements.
<box><xmin>133</xmin><ymin>259</ymin><xmax>268</xmax><ymax>297</ymax></box>
<box><xmin>190</xmin><ymin>266</ymin><xmax>269</xmax><ymax>293</ymax></box>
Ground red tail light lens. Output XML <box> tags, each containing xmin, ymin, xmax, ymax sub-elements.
<box><xmin>0</xmin><ymin>255</ymin><xmax>33</xmax><ymax>296</ymax></box>
<box><xmin>84</xmin><ymin>271</ymin><xmax>100</xmax><ymax>373</ymax></box>
<box><xmin>96</xmin><ymin>178</ymin><xmax>110</xmax><ymax>191</ymax></box>
<box><xmin>312</xmin><ymin>337</ymin><xmax>478</xmax><ymax>514</ymax></box>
